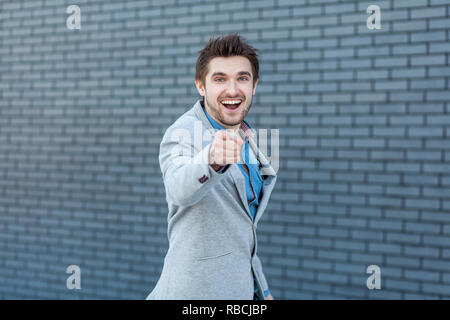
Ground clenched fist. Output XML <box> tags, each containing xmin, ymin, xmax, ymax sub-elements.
<box><xmin>209</xmin><ymin>129</ymin><xmax>244</xmax><ymax>168</ymax></box>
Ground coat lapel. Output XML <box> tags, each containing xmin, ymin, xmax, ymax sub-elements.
<box><xmin>229</xmin><ymin>165</ymin><xmax>254</xmax><ymax>222</ymax></box>
<box><xmin>254</xmin><ymin>174</ymin><xmax>277</xmax><ymax>225</ymax></box>
<box><xmin>236</xmin><ymin>128</ymin><xmax>278</xmax><ymax>225</ymax></box>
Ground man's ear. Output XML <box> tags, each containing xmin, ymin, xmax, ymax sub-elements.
<box><xmin>195</xmin><ymin>79</ymin><xmax>205</xmax><ymax>97</ymax></box>
<box><xmin>252</xmin><ymin>78</ymin><xmax>259</xmax><ymax>95</ymax></box>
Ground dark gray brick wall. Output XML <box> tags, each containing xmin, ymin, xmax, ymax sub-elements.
<box><xmin>0</xmin><ymin>0</ymin><xmax>449</xmax><ymax>299</ymax></box>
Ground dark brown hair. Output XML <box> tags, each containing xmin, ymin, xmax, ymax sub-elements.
<box><xmin>195</xmin><ymin>33</ymin><xmax>259</xmax><ymax>85</ymax></box>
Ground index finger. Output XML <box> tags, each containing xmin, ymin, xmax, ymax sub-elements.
<box><xmin>234</xmin><ymin>134</ymin><xmax>244</xmax><ymax>146</ymax></box>
<box><xmin>225</xmin><ymin>130</ymin><xmax>244</xmax><ymax>145</ymax></box>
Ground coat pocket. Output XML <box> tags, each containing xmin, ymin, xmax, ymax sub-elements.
<box><xmin>196</xmin><ymin>251</ymin><xmax>233</xmax><ymax>261</ymax></box>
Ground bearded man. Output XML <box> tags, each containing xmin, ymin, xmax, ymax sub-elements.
<box><xmin>146</xmin><ymin>34</ymin><xmax>277</xmax><ymax>300</ymax></box>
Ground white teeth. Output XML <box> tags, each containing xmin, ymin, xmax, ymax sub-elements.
<box><xmin>221</xmin><ymin>100</ymin><xmax>241</xmax><ymax>105</ymax></box>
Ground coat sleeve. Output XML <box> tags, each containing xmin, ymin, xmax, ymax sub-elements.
<box><xmin>159</xmin><ymin>124</ymin><xmax>230</xmax><ymax>207</ymax></box>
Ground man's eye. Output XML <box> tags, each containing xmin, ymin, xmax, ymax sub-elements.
<box><xmin>239</xmin><ymin>77</ymin><xmax>249</xmax><ymax>81</ymax></box>
<box><xmin>215</xmin><ymin>78</ymin><xmax>224</xmax><ymax>82</ymax></box>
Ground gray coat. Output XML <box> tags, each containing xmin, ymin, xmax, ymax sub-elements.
<box><xmin>146</xmin><ymin>100</ymin><xmax>277</xmax><ymax>300</ymax></box>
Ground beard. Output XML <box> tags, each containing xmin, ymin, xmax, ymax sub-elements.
<box><xmin>204</xmin><ymin>93</ymin><xmax>252</xmax><ymax>128</ymax></box>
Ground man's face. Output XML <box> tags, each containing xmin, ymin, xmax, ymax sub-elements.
<box><xmin>195</xmin><ymin>56</ymin><xmax>258</xmax><ymax>130</ymax></box>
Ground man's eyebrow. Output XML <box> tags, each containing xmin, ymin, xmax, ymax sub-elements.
<box><xmin>210</xmin><ymin>71</ymin><xmax>252</xmax><ymax>78</ymax></box>
<box><xmin>210</xmin><ymin>72</ymin><xmax>226</xmax><ymax>78</ymax></box>
<box><xmin>237</xmin><ymin>71</ymin><xmax>252</xmax><ymax>77</ymax></box>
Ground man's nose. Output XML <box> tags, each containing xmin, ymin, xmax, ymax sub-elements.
<box><xmin>225</xmin><ymin>80</ymin><xmax>239</xmax><ymax>96</ymax></box>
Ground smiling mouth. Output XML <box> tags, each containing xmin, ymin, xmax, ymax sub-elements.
<box><xmin>220</xmin><ymin>99</ymin><xmax>243</xmax><ymax>111</ymax></box>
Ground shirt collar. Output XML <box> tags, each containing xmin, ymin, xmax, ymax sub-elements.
<box><xmin>201</xmin><ymin>100</ymin><xmax>255</xmax><ymax>140</ymax></box>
